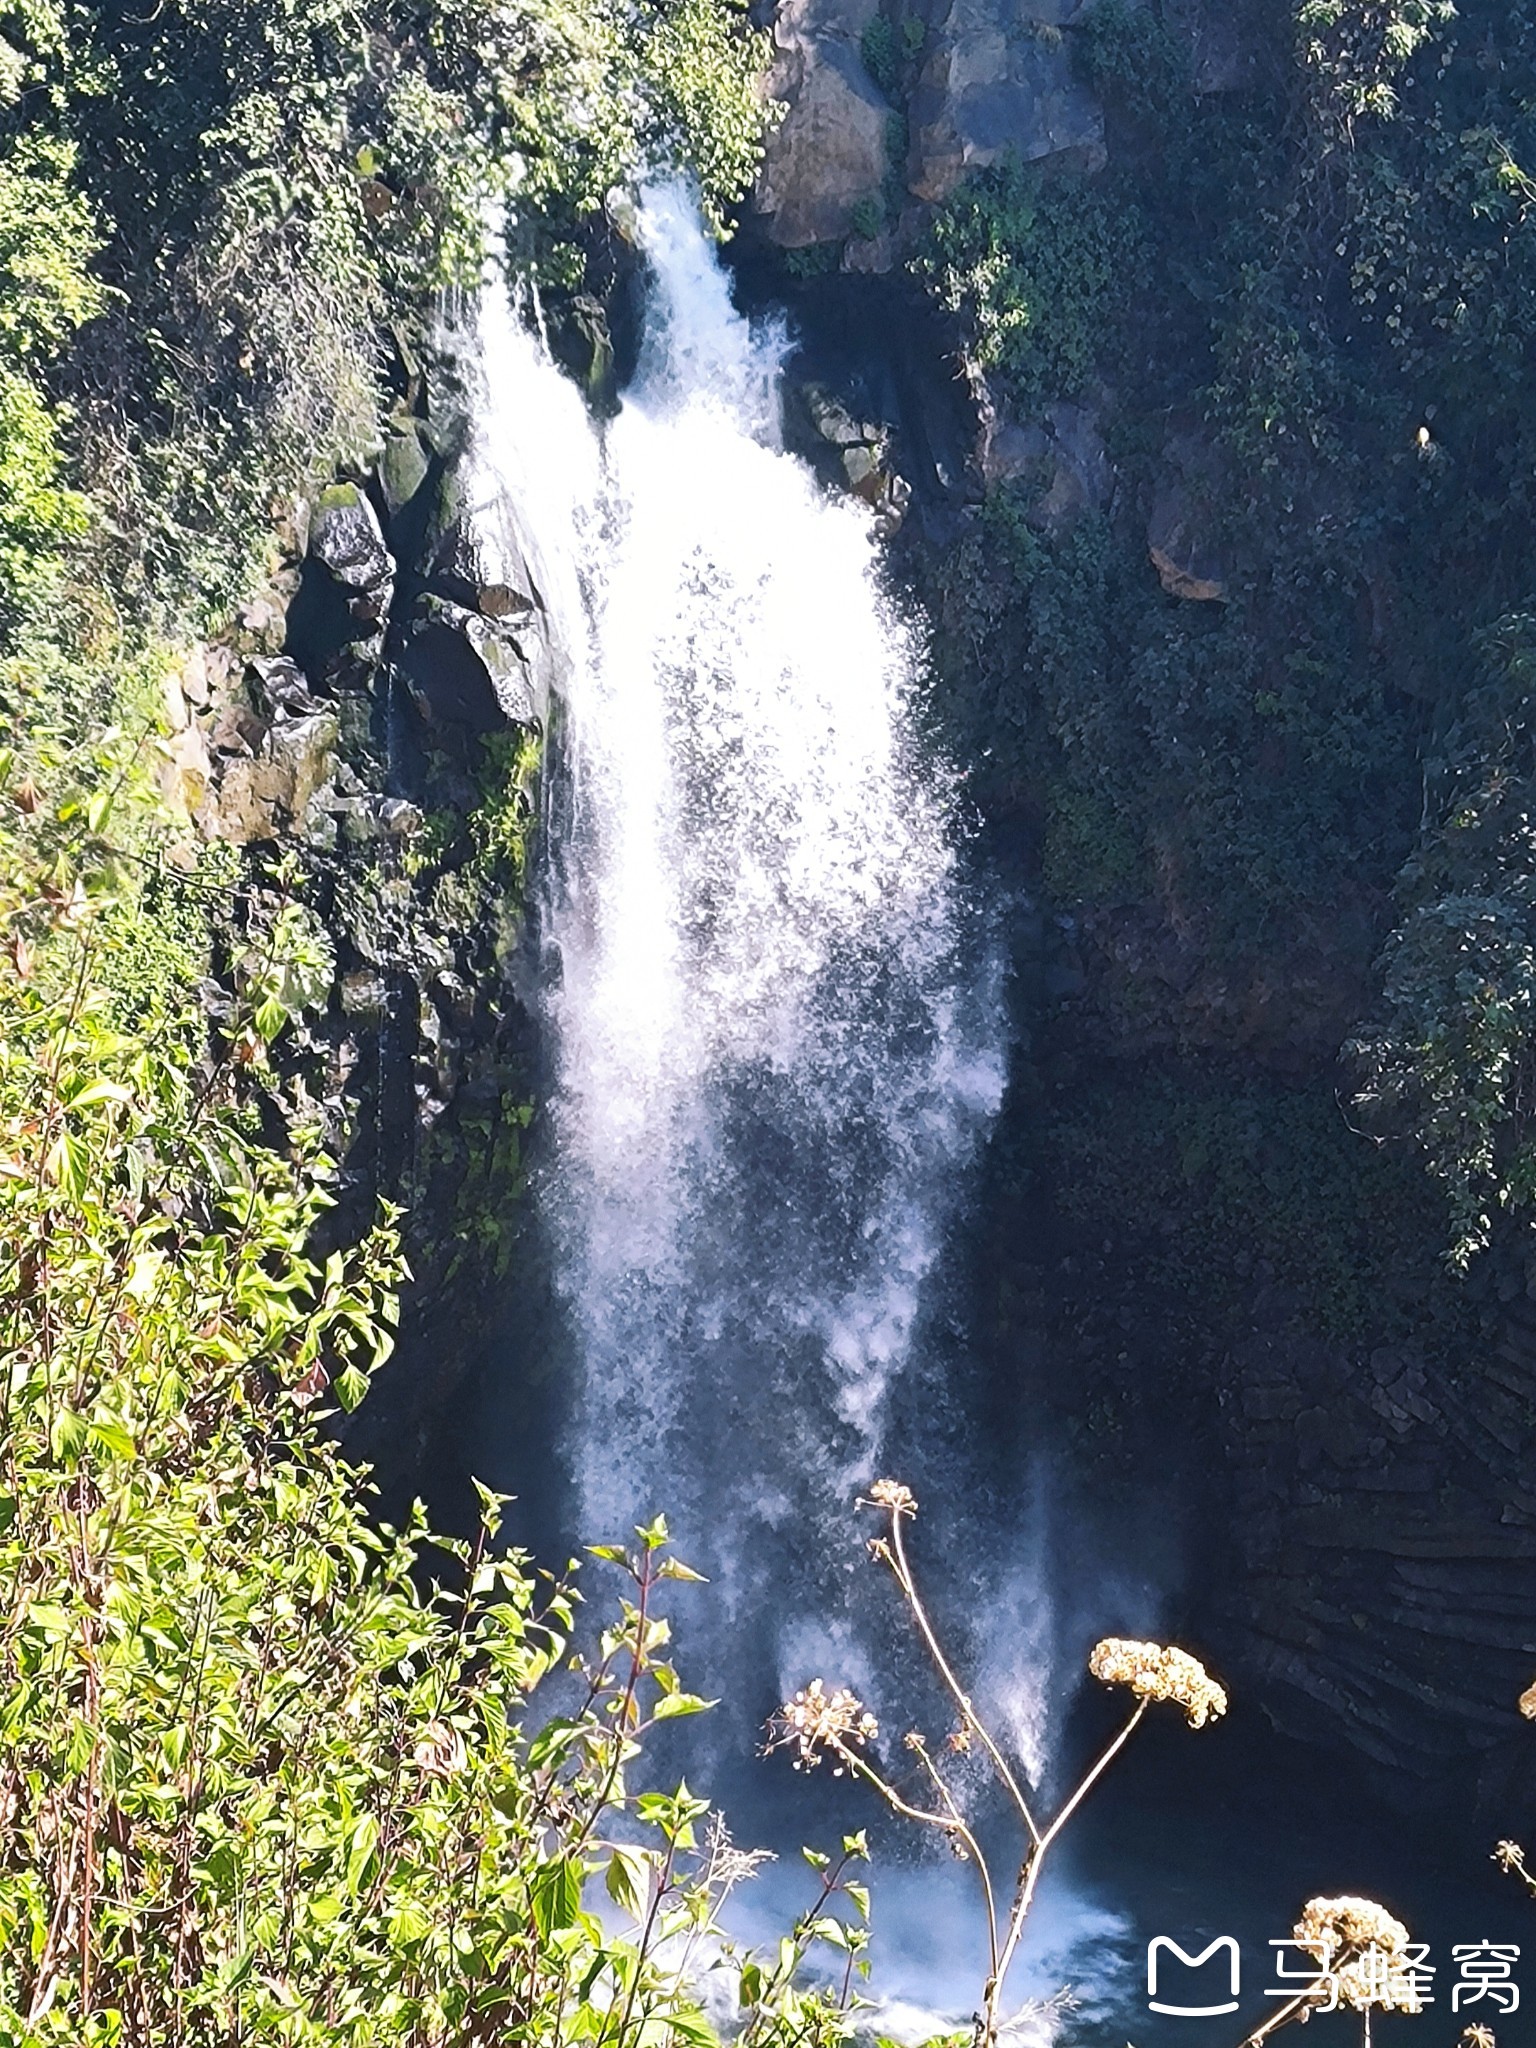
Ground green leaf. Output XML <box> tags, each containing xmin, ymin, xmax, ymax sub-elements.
<box><xmin>344</xmin><ymin>1813</ymin><xmax>379</xmax><ymax>1894</ymax></box>
<box><xmin>656</xmin><ymin>1556</ymin><xmax>708</xmax><ymax>1582</ymax></box>
<box><xmin>86</xmin><ymin>1418</ymin><xmax>136</xmax><ymax>1460</ymax></box>
<box><xmin>604</xmin><ymin>1845</ymin><xmax>649</xmax><ymax>1915</ymax></box>
<box><xmin>333</xmin><ymin>1364</ymin><xmax>369</xmax><ymax>1412</ymax></box>
<box><xmin>252</xmin><ymin>994</ymin><xmax>288</xmax><ymax>1043</ymax></box>
<box><xmin>531</xmin><ymin>1857</ymin><xmax>582</xmax><ymax>1938</ymax></box>
<box><xmin>50</xmin><ymin>1408</ymin><xmax>86</xmax><ymax>1460</ymax></box>
<box><xmin>387</xmin><ymin>1901</ymin><xmax>433</xmax><ymax>1946</ymax></box>
<box><xmin>62</xmin><ymin>1077</ymin><xmax>131</xmax><ymax>1109</ymax></box>
<box><xmin>651</xmin><ymin>1691</ymin><xmax>715</xmax><ymax>1721</ymax></box>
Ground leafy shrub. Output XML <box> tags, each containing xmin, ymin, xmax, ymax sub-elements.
<box><xmin>859</xmin><ymin>15</ymin><xmax>924</xmax><ymax>97</ymax></box>
<box><xmin>1076</xmin><ymin>0</ymin><xmax>1187</xmax><ymax>132</ymax></box>
<box><xmin>0</xmin><ymin>745</ymin><xmax>869</xmax><ymax>2046</ymax></box>
<box><xmin>0</xmin><ymin>133</ymin><xmax>100</xmax><ymax>627</ymax></box>
<box><xmin>0</xmin><ymin>0</ymin><xmax>774</xmax><ymax>626</ymax></box>
<box><xmin>1351</xmin><ymin>614</ymin><xmax>1536</xmax><ymax>1267</ymax></box>
<box><xmin>913</xmin><ymin>163</ymin><xmax>1143</xmax><ymax>407</ymax></box>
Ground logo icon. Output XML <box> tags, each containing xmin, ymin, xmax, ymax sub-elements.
<box><xmin>1147</xmin><ymin>1936</ymin><xmax>1242</xmax><ymax>2016</ymax></box>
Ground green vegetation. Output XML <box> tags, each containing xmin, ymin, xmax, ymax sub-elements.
<box><xmin>0</xmin><ymin>0</ymin><xmax>770</xmax><ymax>630</ymax></box>
<box><xmin>0</xmin><ymin>0</ymin><xmax>824</xmax><ymax>2032</ymax></box>
<box><xmin>1350</xmin><ymin>613</ymin><xmax>1536</xmax><ymax>1267</ymax></box>
<box><xmin>1048</xmin><ymin>1067</ymin><xmax>1451</xmax><ymax>1344</ymax></box>
<box><xmin>0</xmin><ymin>664</ymin><xmax>868</xmax><ymax>2048</ymax></box>
<box><xmin>916</xmin><ymin>0</ymin><xmax>1536</xmax><ymax>1270</ymax></box>
<box><xmin>914</xmin><ymin>164</ymin><xmax>1142</xmax><ymax>408</ymax></box>
<box><xmin>859</xmin><ymin>14</ymin><xmax>925</xmax><ymax>97</ymax></box>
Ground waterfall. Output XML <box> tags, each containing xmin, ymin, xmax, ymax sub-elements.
<box><xmin>468</xmin><ymin>184</ymin><xmax>1008</xmax><ymax>1745</ymax></box>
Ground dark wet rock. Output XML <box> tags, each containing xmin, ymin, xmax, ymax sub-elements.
<box><xmin>1219</xmin><ymin>1310</ymin><xmax>1536</xmax><ymax>1800</ymax></box>
<box><xmin>978</xmin><ymin>385</ymin><xmax>1112</xmax><ymax>532</ymax></box>
<box><xmin>248</xmin><ymin>654</ymin><xmax>326</xmax><ymax>721</ymax></box>
<box><xmin>286</xmin><ymin>482</ymin><xmax>397</xmax><ymax>689</ymax></box>
<box><xmin>380</xmin><ymin>417</ymin><xmax>433</xmax><ymax>514</ymax></box>
<box><xmin>1147</xmin><ymin>431</ymin><xmax>1228</xmax><ymax>601</ymax></box>
<box><xmin>402</xmin><ymin>595</ymin><xmax>545</xmax><ymax>732</ymax></box>
<box><xmin>804</xmin><ymin>382</ymin><xmax>912</xmax><ymax>533</ymax></box>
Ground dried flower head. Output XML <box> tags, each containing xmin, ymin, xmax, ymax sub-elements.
<box><xmin>1292</xmin><ymin>1896</ymin><xmax>1423</xmax><ymax>2013</ymax></box>
<box><xmin>1462</xmin><ymin>2026</ymin><xmax>1496</xmax><ymax>2048</ymax></box>
<box><xmin>1495</xmin><ymin>1840</ymin><xmax>1525</xmax><ymax>1872</ymax></box>
<box><xmin>1519</xmin><ymin>1678</ymin><xmax>1536</xmax><ymax>1720</ymax></box>
<box><xmin>1087</xmin><ymin>1638</ymin><xmax>1228</xmax><ymax>1728</ymax></box>
<box><xmin>768</xmin><ymin>1680</ymin><xmax>878</xmax><ymax>1772</ymax></box>
<box><xmin>412</xmin><ymin>1721</ymin><xmax>467</xmax><ymax>1779</ymax></box>
<box><xmin>863</xmin><ymin>1479</ymin><xmax>917</xmax><ymax>1519</ymax></box>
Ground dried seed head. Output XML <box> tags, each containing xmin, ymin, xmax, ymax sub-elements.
<box><xmin>1462</xmin><ymin>2026</ymin><xmax>1497</xmax><ymax>2048</ymax></box>
<box><xmin>1494</xmin><ymin>1840</ymin><xmax>1526</xmax><ymax>1872</ymax></box>
<box><xmin>1088</xmin><ymin>1637</ymin><xmax>1228</xmax><ymax>1728</ymax></box>
<box><xmin>863</xmin><ymin>1478</ymin><xmax>918</xmax><ymax>1518</ymax></box>
<box><xmin>1518</xmin><ymin>1678</ymin><xmax>1536</xmax><ymax>1720</ymax></box>
<box><xmin>767</xmin><ymin>1680</ymin><xmax>879</xmax><ymax>1770</ymax></box>
<box><xmin>1292</xmin><ymin>1895</ymin><xmax>1422</xmax><ymax>2013</ymax></box>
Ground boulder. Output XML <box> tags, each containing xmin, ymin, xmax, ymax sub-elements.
<box><xmin>907</xmin><ymin>0</ymin><xmax>1104</xmax><ymax>206</ymax></box>
<box><xmin>401</xmin><ymin>596</ymin><xmax>545</xmax><ymax>734</ymax></box>
<box><xmin>978</xmin><ymin>386</ymin><xmax>1112</xmax><ymax>532</ymax></box>
<box><xmin>247</xmin><ymin>654</ymin><xmax>326</xmax><ymax>721</ymax></box>
<box><xmin>414</xmin><ymin>442</ymin><xmax>561</xmax><ymax>723</ymax></box>
<box><xmin>206</xmin><ymin>711</ymin><xmax>340</xmax><ymax>844</ymax></box>
<box><xmin>756</xmin><ymin>0</ymin><xmax>895</xmax><ymax>247</ymax></box>
<box><xmin>380</xmin><ymin>418</ymin><xmax>433</xmax><ymax>514</ymax></box>
<box><xmin>287</xmin><ymin>482</ymin><xmax>397</xmax><ymax>690</ymax></box>
<box><xmin>803</xmin><ymin>383</ymin><xmax>912</xmax><ymax>535</ymax></box>
<box><xmin>310</xmin><ymin>483</ymin><xmax>395</xmax><ymax>631</ymax></box>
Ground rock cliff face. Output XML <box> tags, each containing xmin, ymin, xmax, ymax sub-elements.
<box><xmin>1220</xmin><ymin>1295</ymin><xmax>1536</xmax><ymax>1802</ymax></box>
<box><xmin>754</xmin><ymin>0</ymin><xmax>1103</xmax><ymax>253</ymax></box>
<box><xmin>757</xmin><ymin>0</ymin><xmax>892</xmax><ymax>245</ymax></box>
<box><xmin>171</xmin><ymin>375</ymin><xmax>548</xmax><ymax>1488</ymax></box>
<box><xmin>906</xmin><ymin>0</ymin><xmax>1104</xmax><ymax>204</ymax></box>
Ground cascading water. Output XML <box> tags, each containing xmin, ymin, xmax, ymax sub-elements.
<box><xmin>542</xmin><ymin>189</ymin><xmax>1005</xmax><ymax>1699</ymax></box>
<box><xmin>458</xmin><ymin>184</ymin><xmax>1138</xmax><ymax>2026</ymax></box>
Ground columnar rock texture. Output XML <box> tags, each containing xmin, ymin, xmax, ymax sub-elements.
<box><xmin>1220</xmin><ymin>1296</ymin><xmax>1536</xmax><ymax>1801</ymax></box>
<box><xmin>171</xmin><ymin>387</ymin><xmax>548</xmax><ymax>1489</ymax></box>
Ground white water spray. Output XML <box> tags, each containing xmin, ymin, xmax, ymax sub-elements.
<box><xmin>466</xmin><ymin>182</ymin><xmax>1015</xmax><ymax>1719</ymax></box>
<box><xmin>452</xmin><ymin>186</ymin><xmax>1164</xmax><ymax>2027</ymax></box>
